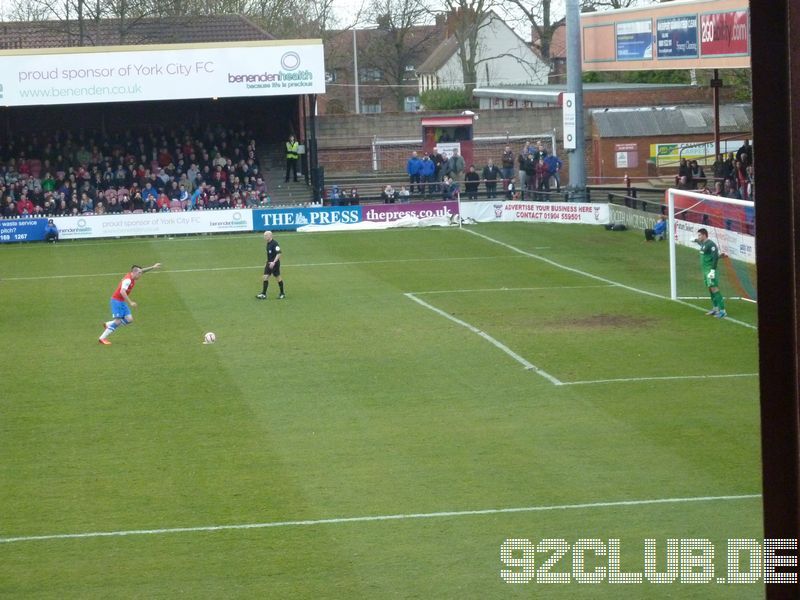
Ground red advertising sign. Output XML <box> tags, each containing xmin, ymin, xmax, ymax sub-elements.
<box><xmin>700</xmin><ymin>10</ymin><xmax>749</xmax><ymax>56</ymax></box>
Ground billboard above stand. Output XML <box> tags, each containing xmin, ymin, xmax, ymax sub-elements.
<box><xmin>0</xmin><ymin>39</ymin><xmax>325</xmax><ymax>107</ymax></box>
<box><xmin>581</xmin><ymin>0</ymin><xmax>749</xmax><ymax>71</ymax></box>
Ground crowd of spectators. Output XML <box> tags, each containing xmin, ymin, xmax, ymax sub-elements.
<box><xmin>327</xmin><ymin>185</ymin><xmax>360</xmax><ymax>206</ymax></box>
<box><xmin>0</xmin><ymin>124</ymin><xmax>266</xmax><ymax>219</ymax></box>
<box><xmin>331</xmin><ymin>140</ymin><xmax>564</xmax><ymax>205</ymax></box>
<box><xmin>408</xmin><ymin>141</ymin><xmax>562</xmax><ymax>201</ymax></box>
<box><xmin>677</xmin><ymin>139</ymin><xmax>754</xmax><ymax>201</ymax></box>
<box><xmin>356</xmin><ymin>142</ymin><xmax>563</xmax><ymax>203</ymax></box>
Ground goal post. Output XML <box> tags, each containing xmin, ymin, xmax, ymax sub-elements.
<box><xmin>666</xmin><ymin>188</ymin><xmax>756</xmax><ymax>303</ymax></box>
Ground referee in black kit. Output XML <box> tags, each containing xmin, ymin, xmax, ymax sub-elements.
<box><xmin>256</xmin><ymin>230</ymin><xmax>286</xmax><ymax>299</ymax></box>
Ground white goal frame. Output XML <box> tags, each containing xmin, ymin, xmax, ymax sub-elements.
<box><xmin>666</xmin><ymin>188</ymin><xmax>756</xmax><ymax>301</ymax></box>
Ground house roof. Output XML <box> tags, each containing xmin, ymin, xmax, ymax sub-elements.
<box><xmin>325</xmin><ymin>25</ymin><xmax>443</xmax><ymax>73</ymax></box>
<box><xmin>420</xmin><ymin>116</ymin><xmax>473</xmax><ymax>126</ymax></box>
<box><xmin>0</xmin><ymin>15</ymin><xmax>273</xmax><ymax>50</ymax></box>
<box><xmin>416</xmin><ymin>35</ymin><xmax>458</xmax><ymax>74</ymax></box>
<box><xmin>417</xmin><ymin>11</ymin><xmax>538</xmax><ymax>75</ymax></box>
<box><xmin>591</xmin><ymin>104</ymin><xmax>752</xmax><ymax>137</ymax></box>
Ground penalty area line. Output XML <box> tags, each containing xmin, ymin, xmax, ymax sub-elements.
<box><xmin>461</xmin><ymin>228</ymin><xmax>757</xmax><ymax>331</ymax></box>
<box><xmin>0</xmin><ymin>493</ymin><xmax>760</xmax><ymax>545</ymax></box>
<box><xmin>562</xmin><ymin>373</ymin><xmax>759</xmax><ymax>386</ymax></box>
<box><xmin>404</xmin><ymin>292</ymin><xmax>562</xmax><ymax>385</ymax></box>
<box><xmin>411</xmin><ymin>284</ymin><xmax>614</xmax><ymax>295</ymax></box>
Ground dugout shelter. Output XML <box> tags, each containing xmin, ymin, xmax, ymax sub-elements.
<box><xmin>420</xmin><ymin>114</ymin><xmax>475</xmax><ymax>166</ymax></box>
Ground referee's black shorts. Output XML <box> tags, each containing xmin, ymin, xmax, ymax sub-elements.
<box><xmin>264</xmin><ymin>261</ymin><xmax>281</xmax><ymax>276</ymax></box>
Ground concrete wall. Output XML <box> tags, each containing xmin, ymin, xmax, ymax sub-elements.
<box><xmin>317</xmin><ymin>108</ymin><xmax>563</xmax><ymax>146</ymax></box>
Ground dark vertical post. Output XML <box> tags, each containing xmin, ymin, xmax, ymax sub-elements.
<box><xmin>751</xmin><ymin>2</ymin><xmax>800</xmax><ymax>598</ymax></box>
<box><xmin>307</xmin><ymin>94</ymin><xmax>321</xmax><ymax>202</ymax></box>
<box><xmin>711</xmin><ymin>69</ymin><xmax>721</xmax><ymax>159</ymax></box>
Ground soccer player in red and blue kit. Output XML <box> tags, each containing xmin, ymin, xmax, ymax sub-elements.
<box><xmin>99</xmin><ymin>263</ymin><xmax>161</xmax><ymax>345</ymax></box>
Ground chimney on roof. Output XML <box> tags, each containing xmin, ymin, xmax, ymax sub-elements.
<box><xmin>444</xmin><ymin>8</ymin><xmax>477</xmax><ymax>38</ymax></box>
<box><xmin>435</xmin><ymin>13</ymin><xmax>445</xmax><ymax>28</ymax></box>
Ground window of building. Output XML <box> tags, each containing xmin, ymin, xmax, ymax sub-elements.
<box><xmin>404</xmin><ymin>96</ymin><xmax>419</xmax><ymax>112</ymax></box>
<box><xmin>360</xmin><ymin>99</ymin><xmax>382</xmax><ymax>113</ymax></box>
<box><xmin>326</xmin><ymin>99</ymin><xmax>345</xmax><ymax>114</ymax></box>
<box><xmin>359</xmin><ymin>68</ymin><xmax>383</xmax><ymax>82</ymax></box>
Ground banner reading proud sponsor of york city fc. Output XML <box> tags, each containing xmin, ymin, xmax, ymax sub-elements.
<box><xmin>0</xmin><ymin>41</ymin><xmax>325</xmax><ymax>107</ymax></box>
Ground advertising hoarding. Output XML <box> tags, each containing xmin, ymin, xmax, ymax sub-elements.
<box><xmin>0</xmin><ymin>42</ymin><xmax>325</xmax><ymax>107</ymax></box>
<box><xmin>656</xmin><ymin>15</ymin><xmax>699</xmax><ymax>59</ymax></box>
<box><xmin>700</xmin><ymin>10</ymin><xmax>749</xmax><ymax>56</ymax></box>
<box><xmin>616</xmin><ymin>20</ymin><xmax>653</xmax><ymax>60</ymax></box>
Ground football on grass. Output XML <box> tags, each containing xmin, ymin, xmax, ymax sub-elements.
<box><xmin>203</xmin><ymin>332</ymin><xmax>216</xmax><ymax>344</ymax></box>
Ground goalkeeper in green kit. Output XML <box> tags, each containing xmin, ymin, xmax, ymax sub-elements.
<box><xmin>694</xmin><ymin>228</ymin><xmax>726</xmax><ymax>318</ymax></box>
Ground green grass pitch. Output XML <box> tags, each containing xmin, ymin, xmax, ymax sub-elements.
<box><xmin>0</xmin><ymin>223</ymin><xmax>761</xmax><ymax>598</ymax></box>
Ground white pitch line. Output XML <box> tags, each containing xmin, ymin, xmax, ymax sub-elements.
<box><xmin>0</xmin><ymin>493</ymin><xmax>760</xmax><ymax>545</ymax></box>
<box><xmin>405</xmin><ymin>283</ymin><xmax>758</xmax><ymax>386</ymax></box>
<box><xmin>561</xmin><ymin>373</ymin><xmax>759</xmax><ymax>386</ymax></box>
<box><xmin>462</xmin><ymin>228</ymin><xmax>757</xmax><ymax>331</ymax></box>
<box><xmin>2</xmin><ymin>255</ymin><xmax>518</xmax><ymax>282</ymax></box>
<box><xmin>411</xmin><ymin>284</ymin><xmax>615</xmax><ymax>295</ymax></box>
<box><xmin>404</xmin><ymin>292</ymin><xmax>563</xmax><ymax>385</ymax></box>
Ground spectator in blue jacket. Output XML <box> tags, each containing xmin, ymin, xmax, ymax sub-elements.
<box><xmin>645</xmin><ymin>215</ymin><xmax>667</xmax><ymax>241</ymax></box>
<box><xmin>328</xmin><ymin>185</ymin><xmax>342</xmax><ymax>205</ymax></box>
<box><xmin>543</xmin><ymin>154</ymin><xmax>563</xmax><ymax>192</ymax></box>
<box><xmin>419</xmin><ymin>154</ymin><xmax>436</xmax><ymax>197</ymax></box>
<box><xmin>142</xmin><ymin>181</ymin><xmax>158</xmax><ymax>206</ymax></box>
<box><xmin>406</xmin><ymin>151</ymin><xmax>423</xmax><ymax>195</ymax></box>
<box><xmin>44</xmin><ymin>218</ymin><xmax>59</xmax><ymax>243</ymax></box>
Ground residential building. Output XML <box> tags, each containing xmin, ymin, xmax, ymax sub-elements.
<box><xmin>320</xmin><ymin>24</ymin><xmax>443</xmax><ymax>115</ymax></box>
<box><xmin>531</xmin><ymin>21</ymin><xmax>566</xmax><ymax>84</ymax></box>
<box><xmin>416</xmin><ymin>11</ymin><xmax>549</xmax><ymax>94</ymax></box>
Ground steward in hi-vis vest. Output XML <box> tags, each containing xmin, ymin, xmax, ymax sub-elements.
<box><xmin>285</xmin><ymin>134</ymin><xmax>299</xmax><ymax>183</ymax></box>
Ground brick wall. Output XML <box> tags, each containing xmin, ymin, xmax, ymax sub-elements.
<box><xmin>582</xmin><ymin>85</ymin><xmax>735</xmax><ymax>108</ymax></box>
<box><xmin>591</xmin><ymin>133</ymin><xmax>751</xmax><ymax>185</ymax></box>
<box><xmin>317</xmin><ymin>109</ymin><xmax>565</xmax><ymax>173</ymax></box>
<box><xmin>316</xmin><ymin>101</ymin><xmax>748</xmax><ymax>184</ymax></box>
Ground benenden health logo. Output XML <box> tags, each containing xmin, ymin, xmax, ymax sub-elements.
<box><xmin>227</xmin><ymin>52</ymin><xmax>313</xmax><ymax>89</ymax></box>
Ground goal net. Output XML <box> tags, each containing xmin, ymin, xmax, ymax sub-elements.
<box><xmin>666</xmin><ymin>188</ymin><xmax>756</xmax><ymax>303</ymax></box>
